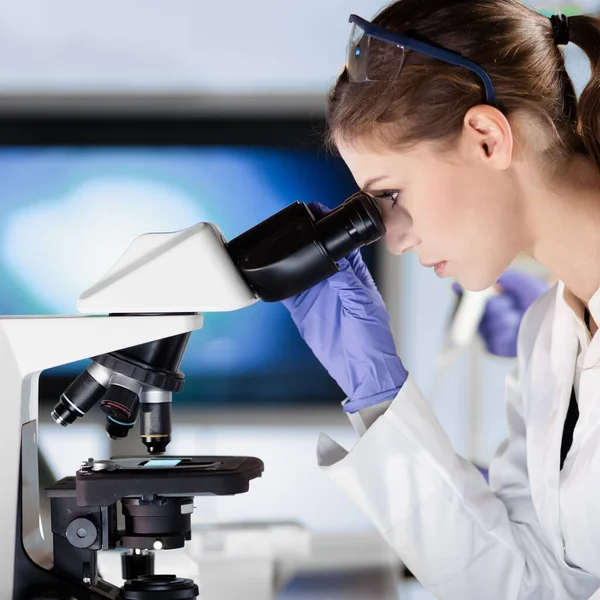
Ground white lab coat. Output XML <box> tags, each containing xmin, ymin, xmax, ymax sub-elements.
<box><xmin>317</xmin><ymin>281</ymin><xmax>600</xmax><ymax>599</ymax></box>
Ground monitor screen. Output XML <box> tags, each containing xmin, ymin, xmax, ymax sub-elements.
<box><xmin>0</xmin><ymin>117</ymin><xmax>371</xmax><ymax>406</ymax></box>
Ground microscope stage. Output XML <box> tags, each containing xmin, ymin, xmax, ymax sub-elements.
<box><xmin>46</xmin><ymin>455</ymin><xmax>264</xmax><ymax>506</ymax></box>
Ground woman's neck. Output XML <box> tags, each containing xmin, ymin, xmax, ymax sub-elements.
<box><xmin>525</xmin><ymin>154</ymin><xmax>600</xmax><ymax>304</ymax></box>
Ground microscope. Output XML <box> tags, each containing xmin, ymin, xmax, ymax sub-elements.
<box><xmin>6</xmin><ymin>193</ymin><xmax>385</xmax><ymax>600</ymax></box>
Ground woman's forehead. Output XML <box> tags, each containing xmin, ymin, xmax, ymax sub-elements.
<box><xmin>337</xmin><ymin>141</ymin><xmax>432</xmax><ymax>187</ymax></box>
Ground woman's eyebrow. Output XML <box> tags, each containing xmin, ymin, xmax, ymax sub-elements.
<box><xmin>362</xmin><ymin>175</ymin><xmax>388</xmax><ymax>193</ymax></box>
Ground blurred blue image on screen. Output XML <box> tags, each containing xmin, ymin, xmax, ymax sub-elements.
<box><xmin>0</xmin><ymin>146</ymin><xmax>361</xmax><ymax>405</ymax></box>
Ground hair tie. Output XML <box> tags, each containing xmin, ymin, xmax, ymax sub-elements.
<box><xmin>550</xmin><ymin>14</ymin><xmax>570</xmax><ymax>46</ymax></box>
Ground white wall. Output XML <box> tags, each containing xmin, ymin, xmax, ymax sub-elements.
<box><xmin>0</xmin><ymin>0</ymin><xmax>387</xmax><ymax>95</ymax></box>
<box><xmin>0</xmin><ymin>0</ymin><xmax>595</xmax><ymax>99</ymax></box>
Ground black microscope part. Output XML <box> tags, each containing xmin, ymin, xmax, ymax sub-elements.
<box><xmin>71</xmin><ymin>455</ymin><xmax>264</xmax><ymax>506</ymax></box>
<box><xmin>121</xmin><ymin>497</ymin><xmax>193</xmax><ymax>550</ymax></box>
<box><xmin>51</xmin><ymin>368</ymin><xmax>107</xmax><ymax>426</ymax></box>
<box><xmin>120</xmin><ymin>575</ymin><xmax>199</xmax><ymax>600</ymax></box>
<box><xmin>35</xmin><ymin>456</ymin><xmax>263</xmax><ymax>599</ymax></box>
<box><xmin>315</xmin><ymin>192</ymin><xmax>384</xmax><ymax>258</ymax></box>
<box><xmin>53</xmin><ymin>333</ymin><xmax>190</xmax><ymax>457</ymax></box>
<box><xmin>121</xmin><ymin>550</ymin><xmax>155</xmax><ymax>582</ymax></box>
<box><xmin>100</xmin><ymin>383</ymin><xmax>140</xmax><ymax>440</ymax></box>
<box><xmin>227</xmin><ymin>191</ymin><xmax>385</xmax><ymax>302</ymax></box>
<box><xmin>117</xmin><ymin>333</ymin><xmax>191</xmax><ymax>373</ymax></box>
<box><xmin>95</xmin><ymin>333</ymin><xmax>190</xmax><ymax>393</ymax></box>
<box><xmin>141</xmin><ymin>402</ymin><xmax>172</xmax><ymax>455</ymax></box>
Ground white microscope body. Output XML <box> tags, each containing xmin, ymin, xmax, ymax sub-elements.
<box><xmin>5</xmin><ymin>222</ymin><xmax>258</xmax><ymax>600</ymax></box>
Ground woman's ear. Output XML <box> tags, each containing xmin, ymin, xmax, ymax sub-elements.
<box><xmin>461</xmin><ymin>105</ymin><xmax>513</xmax><ymax>170</ymax></box>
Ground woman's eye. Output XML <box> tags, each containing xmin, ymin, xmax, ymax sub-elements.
<box><xmin>374</xmin><ymin>190</ymin><xmax>401</xmax><ymax>207</ymax></box>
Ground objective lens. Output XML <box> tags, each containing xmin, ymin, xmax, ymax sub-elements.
<box><xmin>100</xmin><ymin>383</ymin><xmax>140</xmax><ymax>440</ymax></box>
<box><xmin>140</xmin><ymin>396</ymin><xmax>172</xmax><ymax>455</ymax></box>
<box><xmin>51</xmin><ymin>364</ymin><xmax>109</xmax><ymax>427</ymax></box>
<box><xmin>141</xmin><ymin>405</ymin><xmax>171</xmax><ymax>454</ymax></box>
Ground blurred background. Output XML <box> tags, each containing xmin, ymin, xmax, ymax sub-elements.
<box><xmin>1</xmin><ymin>1</ymin><xmax>598</xmax><ymax>598</ymax></box>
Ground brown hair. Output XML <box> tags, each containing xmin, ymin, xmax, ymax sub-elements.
<box><xmin>327</xmin><ymin>0</ymin><xmax>600</xmax><ymax>169</ymax></box>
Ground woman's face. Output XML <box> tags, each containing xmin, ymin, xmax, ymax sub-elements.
<box><xmin>337</xmin><ymin>137</ymin><xmax>526</xmax><ymax>291</ymax></box>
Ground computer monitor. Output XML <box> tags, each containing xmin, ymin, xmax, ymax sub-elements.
<box><xmin>0</xmin><ymin>116</ymin><xmax>376</xmax><ymax>406</ymax></box>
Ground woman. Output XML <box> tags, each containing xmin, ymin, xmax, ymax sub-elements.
<box><xmin>282</xmin><ymin>1</ymin><xmax>600</xmax><ymax>598</ymax></box>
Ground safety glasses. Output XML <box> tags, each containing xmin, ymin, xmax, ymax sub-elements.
<box><xmin>347</xmin><ymin>14</ymin><xmax>498</xmax><ymax>107</ymax></box>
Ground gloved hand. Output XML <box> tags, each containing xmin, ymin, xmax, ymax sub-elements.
<box><xmin>282</xmin><ymin>203</ymin><xmax>408</xmax><ymax>413</ymax></box>
<box><xmin>453</xmin><ymin>270</ymin><xmax>548</xmax><ymax>358</ymax></box>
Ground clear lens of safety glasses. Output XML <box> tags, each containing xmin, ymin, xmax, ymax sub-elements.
<box><xmin>346</xmin><ymin>23</ymin><xmax>406</xmax><ymax>82</ymax></box>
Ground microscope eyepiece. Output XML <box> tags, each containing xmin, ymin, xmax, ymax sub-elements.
<box><xmin>226</xmin><ymin>191</ymin><xmax>385</xmax><ymax>302</ymax></box>
<box><xmin>314</xmin><ymin>192</ymin><xmax>384</xmax><ymax>260</ymax></box>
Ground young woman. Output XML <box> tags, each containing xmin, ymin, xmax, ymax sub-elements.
<box><xmin>283</xmin><ymin>1</ymin><xmax>600</xmax><ymax>597</ymax></box>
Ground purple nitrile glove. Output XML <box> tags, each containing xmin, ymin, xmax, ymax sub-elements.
<box><xmin>282</xmin><ymin>202</ymin><xmax>408</xmax><ymax>413</ymax></box>
<box><xmin>453</xmin><ymin>270</ymin><xmax>548</xmax><ymax>358</ymax></box>
<box><xmin>474</xmin><ymin>464</ymin><xmax>489</xmax><ymax>483</ymax></box>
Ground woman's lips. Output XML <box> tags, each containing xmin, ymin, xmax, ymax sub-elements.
<box><xmin>433</xmin><ymin>261</ymin><xmax>448</xmax><ymax>277</ymax></box>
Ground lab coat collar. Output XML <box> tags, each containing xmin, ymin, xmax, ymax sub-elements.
<box><xmin>554</xmin><ymin>282</ymin><xmax>582</xmax><ymax>359</ymax></box>
<box><xmin>562</xmin><ymin>282</ymin><xmax>600</xmax><ymax>335</ymax></box>
<box><xmin>588</xmin><ymin>286</ymin><xmax>600</xmax><ymax>328</ymax></box>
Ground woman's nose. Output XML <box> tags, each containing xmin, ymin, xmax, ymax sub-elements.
<box><xmin>383</xmin><ymin>208</ymin><xmax>418</xmax><ymax>255</ymax></box>
<box><xmin>385</xmin><ymin>231</ymin><xmax>420</xmax><ymax>255</ymax></box>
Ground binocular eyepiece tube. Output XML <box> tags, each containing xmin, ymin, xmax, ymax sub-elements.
<box><xmin>227</xmin><ymin>192</ymin><xmax>385</xmax><ymax>302</ymax></box>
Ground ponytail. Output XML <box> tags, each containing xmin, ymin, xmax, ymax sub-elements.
<box><xmin>569</xmin><ymin>15</ymin><xmax>600</xmax><ymax>168</ymax></box>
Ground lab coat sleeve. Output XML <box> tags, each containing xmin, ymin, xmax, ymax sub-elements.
<box><xmin>351</xmin><ymin>399</ymin><xmax>393</xmax><ymax>435</ymax></box>
<box><xmin>317</xmin><ymin>371</ymin><xmax>599</xmax><ymax>599</ymax></box>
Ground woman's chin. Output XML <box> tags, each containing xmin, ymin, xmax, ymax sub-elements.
<box><xmin>454</xmin><ymin>274</ymin><xmax>497</xmax><ymax>292</ymax></box>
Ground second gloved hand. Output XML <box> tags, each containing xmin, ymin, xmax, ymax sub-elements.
<box><xmin>282</xmin><ymin>204</ymin><xmax>408</xmax><ymax>414</ymax></box>
<box><xmin>479</xmin><ymin>270</ymin><xmax>548</xmax><ymax>357</ymax></box>
<box><xmin>453</xmin><ymin>270</ymin><xmax>548</xmax><ymax>358</ymax></box>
